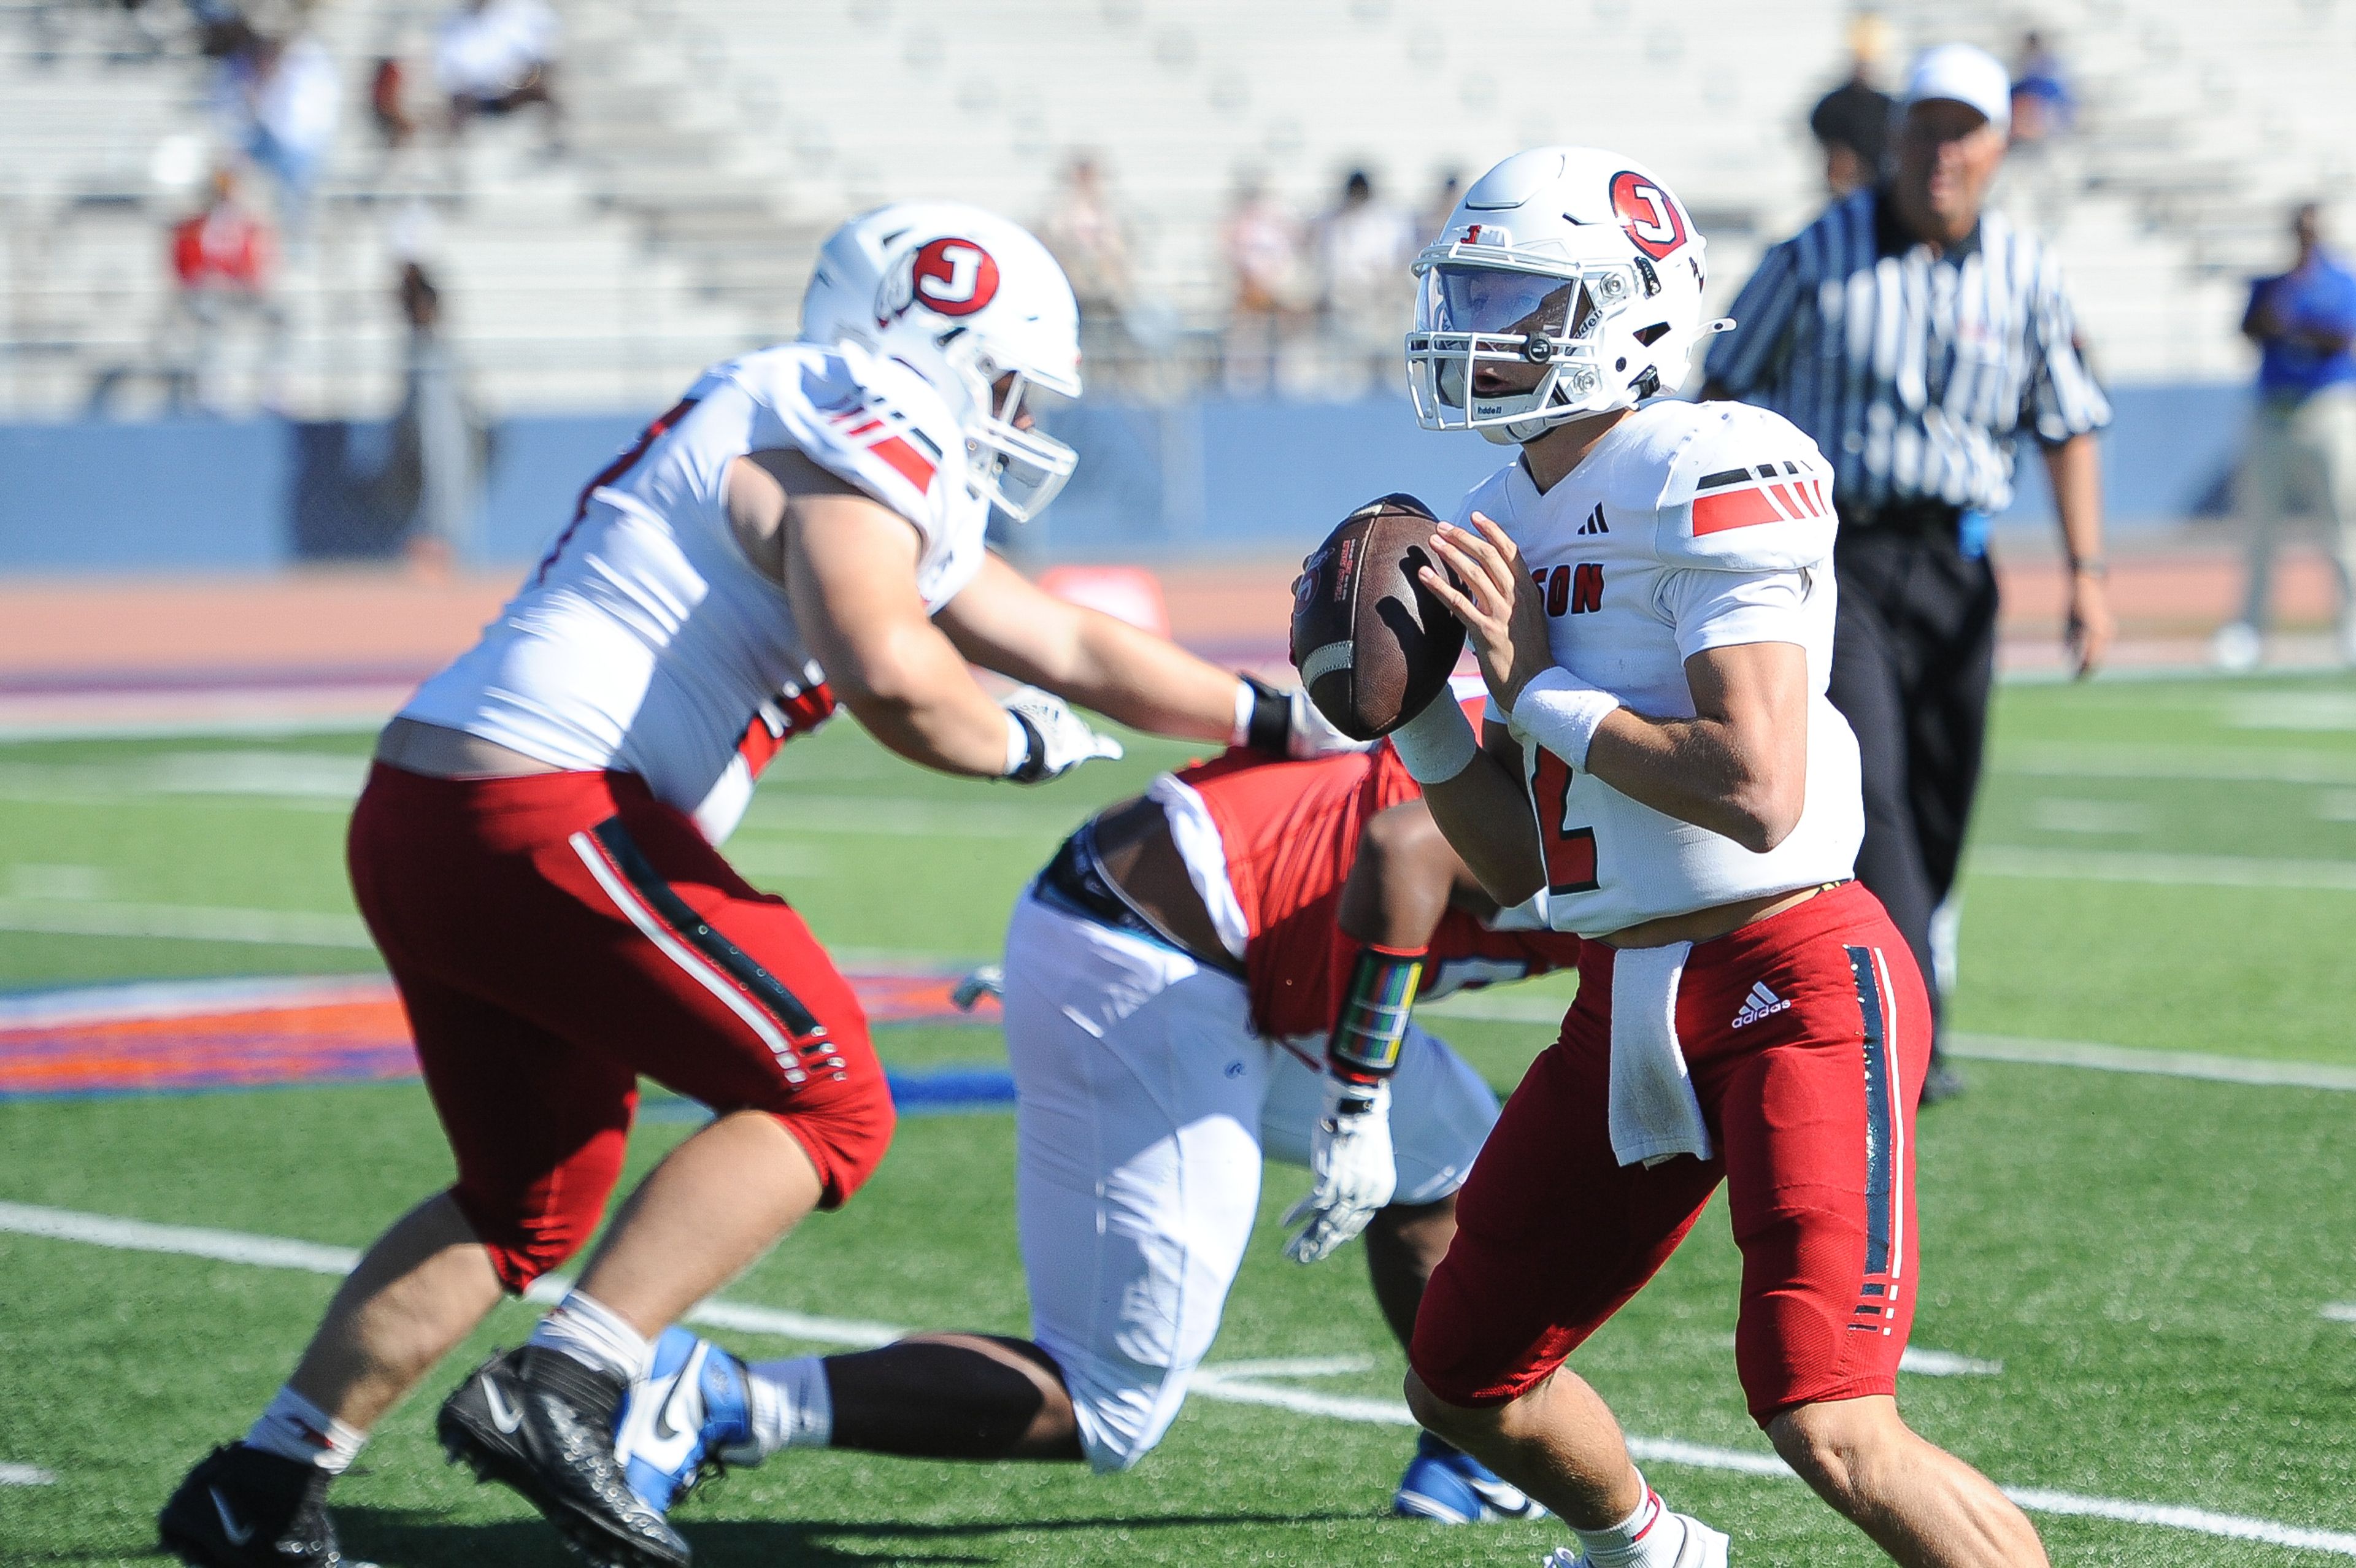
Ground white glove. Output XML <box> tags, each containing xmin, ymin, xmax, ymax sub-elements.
<box><xmin>1001</xmin><ymin>686</ymin><xmax>1124</xmax><ymax>783</ymax></box>
<box><xmin>1235</xmin><ymin>675</ymin><xmax>1374</xmax><ymax>760</ymax></box>
<box><xmin>1281</xmin><ymin>1075</ymin><xmax>1396</xmax><ymax>1264</ymax></box>
<box><xmin>950</xmin><ymin>964</ymin><xmax>1004</xmax><ymax>1011</ymax></box>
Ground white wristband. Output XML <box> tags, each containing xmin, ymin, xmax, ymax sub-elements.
<box><xmin>1388</xmin><ymin>694</ymin><xmax>1479</xmax><ymax>783</ymax></box>
<box><xmin>1509</xmin><ymin>668</ymin><xmax>1622</xmax><ymax>770</ymax></box>
<box><xmin>1230</xmin><ymin>679</ymin><xmax>1257</xmax><ymax>748</ymax></box>
<box><xmin>1003</xmin><ymin>709</ymin><xmax>1033</xmax><ymax>777</ymax></box>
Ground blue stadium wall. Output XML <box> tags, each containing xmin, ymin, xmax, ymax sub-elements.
<box><xmin>0</xmin><ymin>385</ymin><xmax>2249</xmax><ymax>573</ymax></box>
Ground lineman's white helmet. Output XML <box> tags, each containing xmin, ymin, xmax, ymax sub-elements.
<box><xmin>860</xmin><ymin>207</ymin><xmax>1083</xmax><ymax>521</ymax></box>
<box><xmin>1406</xmin><ymin>147</ymin><xmax>1729</xmax><ymax>445</ymax></box>
<box><xmin>800</xmin><ymin>201</ymin><xmax>980</xmax><ymax>350</ymax></box>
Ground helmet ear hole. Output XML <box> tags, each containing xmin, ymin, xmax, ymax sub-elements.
<box><xmin>1633</xmin><ymin>323</ymin><xmax>1670</xmax><ymax>348</ymax></box>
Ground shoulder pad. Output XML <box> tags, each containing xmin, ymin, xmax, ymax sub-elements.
<box><xmin>1649</xmin><ymin>403</ymin><xmax>1835</xmax><ymax>572</ymax></box>
<box><xmin>750</xmin><ymin>344</ymin><xmax>965</xmax><ymax>525</ymax></box>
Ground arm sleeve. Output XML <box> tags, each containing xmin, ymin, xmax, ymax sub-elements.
<box><xmin>1655</xmin><ymin>566</ymin><xmax>1813</xmax><ymax>663</ymax></box>
<box><xmin>2022</xmin><ymin>250</ymin><xmax>2112</xmax><ymax>445</ymax></box>
<box><xmin>1703</xmin><ymin>241</ymin><xmax>1802</xmax><ymax>397</ymax></box>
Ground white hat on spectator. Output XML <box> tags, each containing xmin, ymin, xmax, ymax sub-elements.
<box><xmin>1903</xmin><ymin>43</ymin><xmax>2011</xmax><ymax>132</ymax></box>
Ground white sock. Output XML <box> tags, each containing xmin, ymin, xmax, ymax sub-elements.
<box><xmin>244</xmin><ymin>1385</ymin><xmax>366</xmax><ymax>1474</ymax></box>
<box><xmin>526</xmin><ymin>1289</ymin><xmax>653</xmax><ymax>1382</ymax></box>
<box><xmin>1574</xmin><ymin>1477</ymin><xmax>1671</xmax><ymax>1568</ymax></box>
<box><xmin>745</xmin><ymin>1357</ymin><xmax>834</xmax><ymax>1457</ymax></box>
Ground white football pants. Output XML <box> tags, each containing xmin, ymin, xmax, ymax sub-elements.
<box><xmin>1003</xmin><ymin>891</ymin><xmax>1500</xmax><ymax>1473</ymax></box>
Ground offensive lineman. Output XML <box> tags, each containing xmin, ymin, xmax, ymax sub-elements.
<box><xmin>1384</xmin><ymin>150</ymin><xmax>2049</xmax><ymax>1566</ymax></box>
<box><xmin>605</xmin><ymin>692</ymin><xmax>1580</xmax><ymax>1524</ymax></box>
<box><xmin>158</xmin><ymin>204</ymin><xmax>1357</xmax><ymax>1568</ymax></box>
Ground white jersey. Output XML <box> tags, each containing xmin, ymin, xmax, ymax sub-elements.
<box><xmin>403</xmin><ymin>340</ymin><xmax>986</xmax><ymax>842</ymax></box>
<box><xmin>1457</xmin><ymin>399</ymin><xmax>1863</xmax><ymax>937</ymax></box>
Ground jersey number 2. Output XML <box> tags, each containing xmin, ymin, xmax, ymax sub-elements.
<box><xmin>1530</xmin><ymin>749</ymin><xmax>1600</xmax><ymax>894</ymax></box>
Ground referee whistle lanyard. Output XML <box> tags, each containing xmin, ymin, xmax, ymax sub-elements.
<box><xmin>1958</xmin><ymin>509</ymin><xmax>1990</xmax><ymax>560</ymax></box>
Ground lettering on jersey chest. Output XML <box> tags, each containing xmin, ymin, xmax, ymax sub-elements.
<box><xmin>1524</xmin><ymin>503</ymin><xmax>1611</xmax><ymax>618</ymax></box>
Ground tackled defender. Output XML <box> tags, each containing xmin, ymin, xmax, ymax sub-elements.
<box><xmin>603</xmin><ymin>692</ymin><xmax>1582</xmax><ymax>1526</ymax></box>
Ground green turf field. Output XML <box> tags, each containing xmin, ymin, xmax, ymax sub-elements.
<box><xmin>2</xmin><ymin>673</ymin><xmax>2353</xmax><ymax>1566</ymax></box>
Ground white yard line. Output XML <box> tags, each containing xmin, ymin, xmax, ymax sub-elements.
<box><xmin>1898</xmin><ymin>1348</ymin><xmax>2003</xmax><ymax>1377</ymax></box>
<box><xmin>0</xmin><ymin>1463</ymin><xmax>57</xmax><ymax>1485</ymax></box>
<box><xmin>1944</xmin><ymin>1034</ymin><xmax>2356</xmax><ymax>1093</ymax></box>
<box><xmin>2</xmin><ymin>1202</ymin><xmax>2350</xmax><ymax>1557</ymax></box>
<box><xmin>0</xmin><ymin>899</ymin><xmax>375</xmax><ymax>949</ymax></box>
<box><xmin>2323</xmin><ymin>1304</ymin><xmax>2356</xmax><ymax>1324</ymax></box>
<box><xmin>1991</xmin><ymin>743</ymin><xmax>2356</xmax><ymax>786</ymax></box>
<box><xmin>1968</xmin><ymin>847</ymin><xmax>2356</xmax><ymax>893</ymax></box>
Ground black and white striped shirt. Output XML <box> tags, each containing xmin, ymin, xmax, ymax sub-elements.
<box><xmin>1703</xmin><ymin>188</ymin><xmax>2109</xmax><ymax>517</ymax></box>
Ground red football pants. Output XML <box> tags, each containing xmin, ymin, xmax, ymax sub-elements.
<box><xmin>1410</xmin><ymin>879</ymin><xmax>1929</xmax><ymax>1426</ymax></box>
<box><xmin>347</xmin><ymin>763</ymin><xmax>893</xmax><ymax>1292</ymax></box>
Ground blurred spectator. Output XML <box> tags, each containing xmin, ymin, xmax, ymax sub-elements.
<box><xmin>1219</xmin><ymin>173</ymin><xmax>1304</xmax><ymax>394</ymax></box>
<box><xmin>219</xmin><ymin>27</ymin><xmax>341</xmax><ymax>242</ymax></box>
<box><xmin>436</xmin><ymin>0</ymin><xmax>563</xmax><ymax>148</ymax></box>
<box><xmin>1315</xmin><ymin>168</ymin><xmax>1415</xmax><ymax>394</ymax></box>
<box><xmin>164</xmin><ymin>166</ymin><xmax>285</xmax><ymax>410</ymax></box>
<box><xmin>1808</xmin><ymin>17</ymin><xmax>1895</xmax><ymax>196</ymax></box>
<box><xmin>371</xmin><ymin>56</ymin><xmax>417</xmax><ymax>152</ymax></box>
<box><xmin>380</xmin><ymin>263</ymin><xmax>487</xmax><ymax>577</ymax></box>
<box><xmin>2009</xmin><ymin>30</ymin><xmax>2076</xmax><ymax>144</ymax></box>
<box><xmin>2215</xmin><ymin>202</ymin><xmax>2356</xmax><ymax>670</ymax></box>
<box><xmin>1039</xmin><ymin>155</ymin><xmax>1134</xmax><ymax>377</ymax></box>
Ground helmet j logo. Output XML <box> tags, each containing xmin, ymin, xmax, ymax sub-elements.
<box><xmin>1609</xmin><ymin>171</ymin><xmax>1686</xmax><ymax>260</ymax></box>
<box><xmin>905</xmin><ymin>237</ymin><xmax>999</xmax><ymax>317</ymax></box>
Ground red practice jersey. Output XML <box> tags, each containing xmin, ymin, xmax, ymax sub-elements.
<box><xmin>1176</xmin><ymin>723</ymin><xmax>1580</xmax><ymax>1040</ymax></box>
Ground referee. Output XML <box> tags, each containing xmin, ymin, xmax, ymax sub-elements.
<box><xmin>1704</xmin><ymin>42</ymin><xmax>2114</xmax><ymax>1102</ymax></box>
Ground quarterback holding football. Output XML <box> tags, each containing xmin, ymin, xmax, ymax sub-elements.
<box><xmin>1376</xmin><ymin>148</ymin><xmax>2050</xmax><ymax>1568</ymax></box>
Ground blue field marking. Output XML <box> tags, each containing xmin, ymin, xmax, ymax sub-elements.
<box><xmin>638</xmin><ymin>1064</ymin><xmax>1017</xmax><ymax>1124</ymax></box>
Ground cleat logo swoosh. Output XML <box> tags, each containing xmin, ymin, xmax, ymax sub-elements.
<box><xmin>482</xmin><ymin>1378</ymin><xmax>525</xmax><ymax>1435</ymax></box>
<box><xmin>653</xmin><ymin>1344</ymin><xmax>708</xmax><ymax>1446</ymax></box>
<box><xmin>209</xmin><ymin>1488</ymin><xmax>255</xmax><ymax>1546</ymax></box>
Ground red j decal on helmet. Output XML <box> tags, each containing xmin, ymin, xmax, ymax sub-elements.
<box><xmin>909</xmin><ymin>237</ymin><xmax>1000</xmax><ymax>317</ymax></box>
<box><xmin>1609</xmin><ymin>172</ymin><xmax>1687</xmax><ymax>261</ymax></box>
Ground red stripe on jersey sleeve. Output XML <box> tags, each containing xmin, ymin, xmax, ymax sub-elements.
<box><xmin>867</xmin><ymin>435</ymin><xmax>938</xmax><ymax>493</ymax></box>
<box><xmin>1692</xmin><ymin>485</ymin><xmax>1784</xmax><ymax>534</ymax></box>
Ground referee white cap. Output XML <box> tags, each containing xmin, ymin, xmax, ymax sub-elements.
<box><xmin>1903</xmin><ymin>43</ymin><xmax>2011</xmax><ymax>132</ymax></box>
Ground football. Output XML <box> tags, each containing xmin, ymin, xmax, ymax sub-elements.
<box><xmin>1288</xmin><ymin>493</ymin><xmax>1466</xmax><ymax>740</ymax></box>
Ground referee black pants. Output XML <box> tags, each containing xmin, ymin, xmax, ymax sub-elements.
<box><xmin>1824</xmin><ymin>522</ymin><xmax>2000</xmax><ymax>1061</ymax></box>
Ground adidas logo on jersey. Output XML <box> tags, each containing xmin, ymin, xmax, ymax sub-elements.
<box><xmin>1577</xmin><ymin>503</ymin><xmax>1609</xmax><ymax>536</ymax></box>
<box><xmin>1730</xmin><ymin>981</ymin><xmax>1791</xmax><ymax>1029</ymax></box>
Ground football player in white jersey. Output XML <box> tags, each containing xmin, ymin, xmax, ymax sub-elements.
<box><xmin>159</xmin><ymin>202</ymin><xmax>1355</xmax><ymax>1568</ymax></box>
<box><xmin>1380</xmin><ymin>150</ymin><xmax>2049</xmax><ymax>1567</ymax></box>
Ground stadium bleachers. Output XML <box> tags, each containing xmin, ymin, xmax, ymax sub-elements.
<box><xmin>1</xmin><ymin>0</ymin><xmax>2341</xmax><ymax>419</ymax></box>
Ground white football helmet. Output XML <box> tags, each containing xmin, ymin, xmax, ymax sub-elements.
<box><xmin>1405</xmin><ymin>147</ymin><xmax>1729</xmax><ymax>445</ymax></box>
<box><xmin>802</xmin><ymin>203</ymin><xmax>1082</xmax><ymax>522</ymax></box>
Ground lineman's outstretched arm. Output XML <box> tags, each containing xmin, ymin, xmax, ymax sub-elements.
<box><xmin>735</xmin><ymin>451</ymin><xmax>1083</xmax><ymax>780</ymax></box>
<box><xmin>934</xmin><ymin>551</ymin><xmax>1244</xmax><ymax>742</ymax></box>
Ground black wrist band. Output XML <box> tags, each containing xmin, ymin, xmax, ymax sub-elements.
<box><xmin>1007</xmin><ymin>709</ymin><xmax>1050</xmax><ymax>784</ymax></box>
<box><xmin>1242</xmin><ymin>674</ymin><xmax>1291</xmax><ymax>755</ymax></box>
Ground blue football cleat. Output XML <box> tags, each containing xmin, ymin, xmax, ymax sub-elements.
<box><xmin>1393</xmin><ymin>1431</ymin><xmax>1550</xmax><ymax>1523</ymax></box>
<box><xmin>612</xmin><ymin>1327</ymin><xmax>756</xmax><ymax>1515</ymax></box>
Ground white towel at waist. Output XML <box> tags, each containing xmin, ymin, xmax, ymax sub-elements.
<box><xmin>1607</xmin><ymin>940</ymin><xmax>1714</xmax><ymax>1168</ymax></box>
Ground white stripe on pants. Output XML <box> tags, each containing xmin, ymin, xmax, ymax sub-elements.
<box><xmin>1003</xmin><ymin>893</ymin><xmax>1499</xmax><ymax>1472</ymax></box>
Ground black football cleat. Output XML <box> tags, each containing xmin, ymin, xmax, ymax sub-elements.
<box><xmin>1919</xmin><ymin>1053</ymin><xmax>1966</xmax><ymax>1107</ymax></box>
<box><xmin>158</xmin><ymin>1442</ymin><xmax>372</xmax><ymax>1567</ymax></box>
<box><xmin>437</xmin><ymin>1346</ymin><xmax>690</xmax><ymax>1568</ymax></box>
